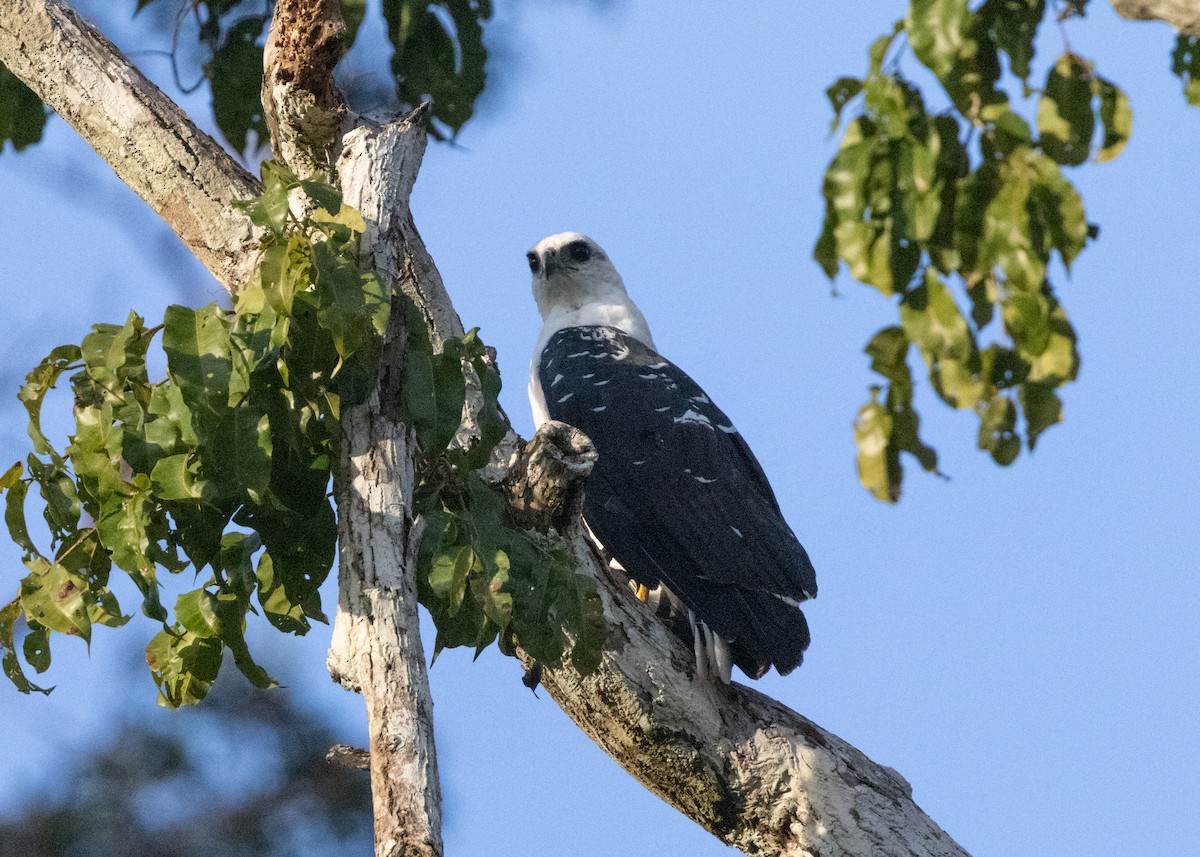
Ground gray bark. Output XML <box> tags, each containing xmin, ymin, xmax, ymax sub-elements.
<box><xmin>0</xmin><ymin>3</ymin><xmax>973</xmax><ymax>855</ymax></box>
<box><xmin>326</xmin><ymin>119</ymin><xmax>446</xmax><ymax>857</ymax></box>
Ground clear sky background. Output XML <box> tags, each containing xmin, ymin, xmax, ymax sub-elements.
<box><xmin>1</xmin><ymin>2</ymin><xmax>1198</xmax><ymax>855</ymax></box>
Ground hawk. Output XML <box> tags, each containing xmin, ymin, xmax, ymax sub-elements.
<box><xmin>527</xmin><ymin>232</ymin><xmax>817</xmax><ymax>682</ymax></box>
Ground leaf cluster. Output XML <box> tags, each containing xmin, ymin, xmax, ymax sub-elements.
<box><xmin>401</xmin><ymin>307</ymin><xmax>606</xmax><ymax>675</ymax></box>
<box><xmin>817</xmin><ymin>0</ymin><xmax>1135</xmax><ymax>501</ymax></box>
<box><xmin>0</xmin><ymin>0</ymin><xmax>495</xmax><ymax>157</ymax></box>
<box><xmin>0</xmin><ymin>163</ymin><xmax>381</xmax><ymax>706</ymax></box>
<box><xmin>1</xmin><ymin>159</ymin><xmax>605</xmax><ymax>706</ymax></box>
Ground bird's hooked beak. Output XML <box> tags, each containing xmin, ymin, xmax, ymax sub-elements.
<box><xmin>542</xmin><ymin>248</ymin><xmax>560</xmax><ymax>277</ymax></box>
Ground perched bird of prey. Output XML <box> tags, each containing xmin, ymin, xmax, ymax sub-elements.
<box><xmin>526</xmin><ymin>232</ymin><xmax>817</xmax><ymax>683</ymax></box>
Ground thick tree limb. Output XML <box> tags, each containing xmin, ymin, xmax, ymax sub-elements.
<box><xmin>326</xmin><ymin>116</ymin><xmax>447</xmax><ymax>857</ymax></box>
<box><xmin>499</xmin><ymin>424</ymin><xmax>970</xmax><ymax>857</ymax></box>
<box><xmin>0</xmin><ymin>4</ymin><xmax>971</xmax><ymax>855</ymax></box>
<box><xmin>1110</xmin><ymin>0</ymin><xmax>1200</xmax><ymax>34</ymax></box>
<box><xmin>261</xmin><ymin>4</ymin><xmax>445</xmax><ymax>855</ymax></box>
<box><xmin>0</xmin><ymin>0</ymin><xmax>262</xmax><ymax>291</ymax></box>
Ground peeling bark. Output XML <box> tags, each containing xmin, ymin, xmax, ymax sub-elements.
<box><xmin>1110</xmin><ymin>0</ymin><xmax>1200</xmax><ymax>34</ymax></box>
<box><xmin>0</xmin><ymin>4</ymin><xmax>974</xmax><ymax>856</ymax></box>
<box><xmin>0</xmin><ymin>0</ymin><xmax>262</xmax><ymax>291</ymax></box>
<box><xmin>262</xmin><ymin>0</ymin><xmax>347</xmax><ymax>177</ymax></box>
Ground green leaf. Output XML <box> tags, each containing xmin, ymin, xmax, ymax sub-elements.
<box><xmin>1019</xmin><ymin>382</ymin><xmax>1062</xmax><ymax>449</ymax></box>
<box><xmin>865</xmin><ymin>326</ymin><xmax>911</xmax><ymax>389</ymax></box>
<box><xmin>146</xmin><ymin>628</ymin><xmax>223</xmax><ymax>708</ymax></box>
<box><xmin>404</xmin><ymin>304</ymin><xmax>468</xmax><ymax>458</ymax></box>
<box><xmin>205</xmin><ymin>16</ymin><xmax>269</xmax><ymax>153</ymax></box>
<box><xmin>0</xmin><ymin>62</ymin><xmax>48</xmax><ymax>153</ymax></box>
<box><xmin>386</xmin><ymin>0</ymin><xmax>492</xmax><ymax>133</ymax></box>
<box><xmin>900</xmin><ymin>269</ymin><xmax>983</xmax><ymax>408</ymax></box>
<box><xmin>0</xmin><ymin>462</ymin><xmax>21</xmax><ymax>493</ymax></box>
<box><xmin>906</xmin><ymin>0</ymin><xmax>972</xmax><ymax>81</ymax></box>
<box><xmin>980</xmin><ymin>157</ymin><xmax>1044</xmax><ymax>291</ymax></box>
<box><xmin>1038</xmin><ymin>54</ymin><xmax>1095</xmax><ymax>166</ymax></box>
<box><xmin>255</xmin><ymin>551</ymin><xmax>310</xmax><ymax>635</ymax></box>
<box><xmin>22</xmin><ymin>622</ymin><xmax>51</xmax><ymax>673</ymax></box>
<box><xmin>1172</xmin><ymin>35</ymin><xmax>1200</xmax><ymax>108</ymax></box>
<box><xmin>27</xmin><ymin>455</ymin><xmax>80</xmax><ymax>540</ymax></box>
<box><xmin>19</xmin><ymin>559</ymin><xmax>91</xmax><ymax>643</ymax></box>
<box><xmin>826</xmin><ymin>77</ymin><xmax>863</xmax><ymax>133</ymax></box>
<box><xmin>983</xmin><ymin>0</ymin><xmax>1045</xmax><ymax>81</ymax></box>
<box><xmin>300</xmin><ymin>179</ymin><xmax>343</xmax><ymax>218</ymax></box>
<box><xmin>0</xmin><ymin>601</ymin><xmax>52</xmax><ymax>695</ymax></box>
<box><xmin>1027</xmin><ymin>151</ymin><xmax>1088</xmax><ymax>268</ymax></box>
<box><xmin>854</xmin><ymin>389</ymin><xmax>896</xmax><ymax>502</ymax></box>
<box><xmin>149</xmin><ymin>454</ymin><xmax>209</xmax><ymax>501</ymax></box>
<box><xmin>176</xmin><ymin>588</ymin><xmax>221</xmax><ymax>638</ymax></box>
<box><xmin>567</xmin><ymin>574</ymin><xmax>606</xmax><ymax>674</ymax></box>
<box><xmin>977</xmin><ymin>393</ymin><xmax>1021</xmax><ymax>465</ymax></box>
<box><xmin>4</xmin><ymin>478</ymin><xmax>38</xmax><ymax>561</ymax></box>
<box><xmin>1094</xmin><ymin>76</ymin><xmax>1131</xmax><ymax>163</ymax></box>
<box><xmin>429</xmin><ymin>545</ymin><xmax>475</xmax><ymax>614</ymax></box>
<box><xmin>18</xmin><ymin>344</ymin><xmax>82</xmax><ymax>455</ymax></box>
<box><xmin>1025</xmin><ymin>292</ymin><xmax>1079</xmax><ymax>385</ymax></box>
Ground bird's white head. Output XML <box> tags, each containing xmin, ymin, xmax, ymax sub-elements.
<box><xmin>527</xmin><ymin>232</ymin><xmax>629</xmax><ymax>320</ymax></box>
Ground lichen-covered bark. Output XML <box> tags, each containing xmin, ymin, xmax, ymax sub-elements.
<box><xmin>1110</xmin><ymin>0</ymin><xmax>1200</xmax><ymax>34</ymax></box>
<box><xmin>0</xmin><ymin>0</ymin><xmax>262</xmax><ymax>292</ymax></box>
<box><xmin>507</xmin><ymin>424</ymin><xmax>971</xmax><ymax>857</ymax></box>
<box><xmin>326</xmin><ymin>117</ymin><xmax>447</xmax><ymax>857</ymax></box>
<box><xmin>0</xmin><ymin>4</ymin><xmax>974</xmax><ymax>855</ymax></box>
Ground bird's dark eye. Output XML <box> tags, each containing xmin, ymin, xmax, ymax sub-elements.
<box><xmin>527</xmin><ymin>252</ymin><xmax>541</xmax><ymax>273</ymax></box>
<box><xmin>569</xmin><ymin>241</ymin><xmax>592</xmax><ymax>263</ymax></box>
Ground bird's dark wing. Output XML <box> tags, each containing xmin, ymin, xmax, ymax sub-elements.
<box><xmin>538</xmin><ymin>325</ymin><xmax>817</xmax><ymax>677</ymax></box>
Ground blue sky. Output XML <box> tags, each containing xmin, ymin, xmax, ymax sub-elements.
<box><xmin>1</xmin><ymin>2</ymin><xmax>1198</xmax><ymax>855</ymax></box>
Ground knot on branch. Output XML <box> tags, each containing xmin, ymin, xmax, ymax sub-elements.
<box><xmin>502</xmin><ymin>421</ymin><xmax>597</xmax><ymax>532</ymax></box>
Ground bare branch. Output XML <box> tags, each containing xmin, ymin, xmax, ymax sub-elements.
<box><xmin>1110</xmin><ymin>0</ymin><xmax>1200</xmax><ymax>34</ymax></box>
<box><xmin>0</xmin><ymin>0</ymin><xmax>262</xmax><ymax>292</ymax></box>
<box><xmin>327</xmin><ymin>744</ymin><xmax>372</xmax><ymax>770</ymax></box>
<box><xmin>326</xmin><ymin>117</ymin><xmax>451</xmax><ymax>857</ymax></box>
<box><xmin>258</xmin><ymin>4</ymin><xmax>447</xmax><ymax>854</ymax></box>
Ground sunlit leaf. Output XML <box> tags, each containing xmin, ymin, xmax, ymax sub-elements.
<box><xmin>1094</xmin><ymin>76</ymin><xmax>1131</xmax><ymax>162</ymax></box>
<box><xmin>1038</xmin><ymin>54</ymin><xmax>1094</xmax><ymax>166</ymax></box>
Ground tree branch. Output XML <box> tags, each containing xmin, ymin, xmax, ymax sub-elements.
<box><xmin>261</xmin><ymin>3</ymin><xmax>445</xmax><ymax>855</ymax></box>
<box><xmin>0</xmin><ymin>3</ymin><xmax>972</xmax><ymax>854</ymax></box>
<box><xmin>326</xmin><ymin>115</ymin><xmax>447</xmax><ymax>857</ymax></box>
<box><xmin>1109</xmin><ymin>0</ymin><xmax>1200</xmax><ymax>35</ymax></box>
<box><xmin>0</xmin><ymin>0</ymin><xmax>262</xmax><ymax>292</ymax></box>
<box><xmin>261</xmin><ymin>0</ymin><xmax>346</xmax><ymax>177</ymax></box>
<box><xmin>495</xmin><ymin>424</ymin><xmax>971</xmax><ymax>857</ymax></box>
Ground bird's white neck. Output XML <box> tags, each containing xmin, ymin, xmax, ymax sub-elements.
<box><xmin>534</xmin><ymin>295</ymin><xmax>656</xmax><ymax>356</ymax></box>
